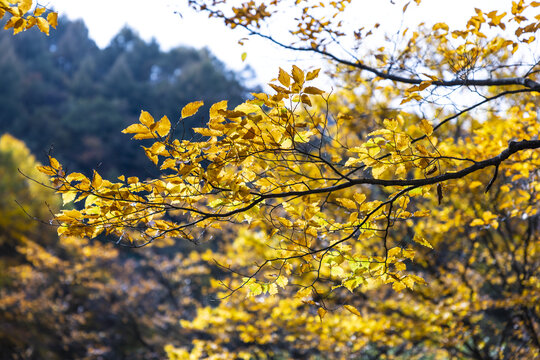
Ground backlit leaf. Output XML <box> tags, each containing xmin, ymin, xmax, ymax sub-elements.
<box><xmin>181</xmin><ymin>101</ymin><xmax>204</xmax><ymax>118</ymax></box>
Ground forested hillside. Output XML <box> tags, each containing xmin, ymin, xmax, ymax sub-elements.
<box><xmin>0</xmin><ymin>17</ymin><xmax>250</xmax><ymax>177</ymax></box>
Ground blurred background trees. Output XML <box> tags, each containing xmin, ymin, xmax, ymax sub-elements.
<box><xmin>0</xmin><ymin>17</ymin><xmax>251</xmax><ymax>178</ymax></box>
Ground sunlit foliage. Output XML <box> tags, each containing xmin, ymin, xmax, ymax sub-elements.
<box><xmin>0</xmin><ymin>0</ymin><xmax>57</xmax><ymax>35</ymax></box>
<box><xmin>14</xmin><ymin>0</ymin><xmax>540</xmax><ymax>358</ymax></box>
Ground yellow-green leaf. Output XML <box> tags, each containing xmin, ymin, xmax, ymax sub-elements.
<box><xmin>62</xmin><ymin>191</ymin><xmax>78</xmax><ymax>205</ymax></box>
<box><xmin>276</xmin><ymin>276</ymin><xmax>288</xmax><ymax>288</ymax></box>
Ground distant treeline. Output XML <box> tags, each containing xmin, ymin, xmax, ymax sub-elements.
<box><xmin>0</xmin><ymin>17</ymin><xmax>253</xmax><ymax>178</ymax></box>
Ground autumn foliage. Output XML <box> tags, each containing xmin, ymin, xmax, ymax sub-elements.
<box><xmin>0</xmin><ymin>0</ymin><xmax>57</xmax><ymax>35</ymax></box>
<box><xmin>5</xmin><ymin>0</ymin><xmax>540</xmax><ymax>359</ymax></box>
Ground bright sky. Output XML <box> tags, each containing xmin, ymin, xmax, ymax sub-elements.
<box><xmin>44</xmin><ymin>0</ymin><xmax>511</xmax><ymax>87</ymax></box>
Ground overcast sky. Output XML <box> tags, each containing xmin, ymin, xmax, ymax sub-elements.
<box><xmin>44</xmin><ymin>0</ymin><xmax>511</xmax><ymax>87</ymax></box>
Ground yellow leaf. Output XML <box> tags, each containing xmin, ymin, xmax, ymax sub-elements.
<box><xmin>413</xmin><ymin>209</ymin><xmax>430</xmax><ymax>217</ymax></box>
<box><xmin>303</xmin><ymin>86</ymin><xmax>324</xmax><ymax>95</ymax></box>
<box><xmin>387</xmin><ymin>247</ymin><xmax>401</xmax><ymax>258</ymax></box>
<box><xmin>433</xmin><ymin>22</ymin><xmax>449</xmax><ymax>31</ymax></box>
<box><xmin>413</xmin><ymin>234</ymin><xmax>433</xmax><ymax>249</ymax></box>
<box><xmin>249</xmin><ymin>282</ymin><xmax>263</xmax><ymax>296</ymax></box>
<box><xmin>155</xmin><ymin>115</ymin><xmax>171</xmax><ymax>137</ymax></box>
<box><xmin>306</xmin><ymin>227</ymin><xmax>318</xmax><ymax>237</ymax></box>
<box><xmin>139</xmin><ymin>111</ymin><xmax>154</xmax><ymax>127</ymax></box>
<box><xmin>402</xmin><ymin>276</ymin><xmax>416</xmax><ymax>289</ymax></box>
<box><xmin>241</xmin><ymin>52</ymin><xmax>247</xmax><ymax>61</ymax></box>
<box><xmin>395</xmin><ymin>133</ymin><xmax>410</xmax><ymax>151</ymax></box>
<box><xmin>408</xmin><ymin>274</ymin><xmax>427</xmax><ymax>285</ymax></box>
<box><xmin>122</xmin><ymin>123</ymin><xmax>148</xmax><ymax>134</ymax></box>
<box><xmin>306</xmin><ymin>68</ymin><xmax>320</xmax><ymax>81</ymax></box>
<box><xmin>392</xmin><ymin>281</ymin><xmax>407</xmax><ymax>292</ymax></box>
<box><xmin>269</xmin><ymin>83</ymin><xmax>291</xmax><ymax>94</ymax></box>
<box><xmin>318</xmin><ymin>307</ymin><xmax>327</xmax><ymax>321</ymax></box>
<box><xmin>276</xmin><ymin>276</ymin><xmax>288</xmax><ymax>288</ymax></box>
<box><xmin>181</xmin><ymin>101</ymin><xmax>204</xmax><ymax>118</ymax></box>
<box><xmin>66</xmin><ymin>172</ymin><xmax>88</xmax><ymax>182</ymax></box>
<box><xmin>336</xmin><ymin>198</ymin><xmax>357</xmax><ymax>210</ymax></box>
<box><xmin>278</xmin><ymin>217</ymin><xmax>293</xmax><ymax>228</ymax></box>
<box><xmin>133</xmin><ymin>132</ymin><xmax>157</xmax><ymax>140</ymax></box>
<box><xmin>291</xmin><ymin>65</ymin><xmax>304</xmax><ymax>84</ymax></box>
<box><xmin>193</xmin><ymin>128</ymin><xmax>223</xmax><ymax>137</ymax></box>
<box><xmin>33</xmin><ymin>7</ymin><xmax>46</xmax><ymax>16</ymax></box>
<box><xmin>62</xmin><ymin>191</ymin><xmax>78</xmax><ymax>205</ymax></box>
<box><xmin>268</xmin><ymin>283</ymin><xmax>278</xmax><ymax>295</ymax></box>
<box><xmin>278</xmin><ymin>67</ymin><xmax>291</xmax><ymax>87</ymax></box>
<box><xmin>353</xmin><ymin>193</ymin><xmax>366</xmax><ymax>204</ymax></box>
<box><xmin>402</xmin><ymin>248</ymin><xmax>415</xmax><ymax>260</ymax></box>
<box><xmin>343</xmin><ymin>304</ymin><xmax>361</xmax><ymax>316</ymax></box>
<box><xmin>92</xmin><ymin>170</ymin><xmax>103</xmax><ymax>188</ymax></box>
<box><xmin>331</xmin><ymin>265</ymin><xmax>345</xmax><ymax>277</ymax></box>
<box><xmin>49</xmin><ymin>156</ymin><xmax>60</xmax><ymax>170</ymax></box>
<box><xmin>37</xmin><ymin>165</ymin><xmax>56</xmax><ymax>175</ymax></box>
<box><xmin>209</xmin><ymin>100</ymin><xmax>227</xmax><ymax>118</ymax></box>
<box><xmin>25</xmin><ymin>16</ymin><xmax>36</xmax><ymax>30</ymax></box>
<box><xmin>419</xmin><ymin>119</ymin><xmax>433</xmax><ymax>136</ymax></box>
<box><xmin>36</xmin><ymin>17</ymin><xmax>49</xmax><ymax>35</ymax></box>
<box><xmin>383</xmin><ymin>118</ymin><xmax>398</xmax><ymax>131</ymax></box>
<box><xmin>300</xmin><ymin>94</ymin><xmax>312</xmax><ymax>106</ymax></box>
<box><xmin>47</xmin><ymin>12</ymin><xmax>58</xmax><ymax>28</ymax></box>
<box><xmin>469</xmin><ymin>181</ymin><xmax>483</xmax><ymax>189</ymax></box>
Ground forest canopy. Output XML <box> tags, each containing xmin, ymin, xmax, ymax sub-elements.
<box><xmin>2</xmin><ymin>0</ymin><xmax>540</xmax><ymax>359</ymax></box>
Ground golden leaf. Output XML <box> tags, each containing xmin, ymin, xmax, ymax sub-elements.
<box><xmin>303</xmin><ymin>86</ymin><xmax>324</xmax><ymax>95</ymax></box>
<box><xmin>91</xmin><ymin>170</ymin><xmax>103</xmax><ymax>189</ymax></box>
<box><xmin>139</xmin><ymin>111</ymin><xmax>154</xmax><ymax>127</ymax></box>
<box><xmin>210</xmin><ymin>100</ymin><xmax>227</xmax><ymax>118</ymax></box>
<box><xmin>318</xmin><ymin>307</ymin><xmax>327</xmax><ymax>321</ymax></box>
<box><xmin>306</xmin><ymin>68</ymin><xmax>320</xmax><ymax>81</ymax></box>
<box><xmin>336</xmin><ymin>198</ymin><xmax>357</xmax><ymax>210</ymax></box>
<box><xmin>122</xmin><ymin>123</ymin><xmax>148</xmax><ymax>134</ymax></box>
<box><xmin>62</xmin><ymin>191</ymin><xmax>77</xmax><ymax>205</ymax></box>
<box><xmin>413</xmin><ymin>234</ymin><xmax>433</xmax><ymax>249</ymax></box>
<box><xmin>33</xmin><ymin>7</ymin><xmax>46</xmax><ymax>16</ymax></box>
<box><xmin>278</xmin><ymin>67</ymin><xmax>291</xmax><ymax>87</ymax></box>
<box><xmin>181</xmin><ymin>101</ymin><xmax>204</xmax><ymax>119</ymax></box>
<box><xmin>419</xmin><ymin>119</ymin><xmax>433</xmax><ymax>136</ymax></box>
<box><xmin>155</xmin><ymin>115</ymin><xmax>171</xmax><ymax>137</ymax></box>
<box><xmin>291</xmin><ymin>65</ymin><xmax>304</xmax><ymax>85</ymax></box>
<box><xmin>343</xmin><ymin>304</ymin><xmax>361</xmax><ymax>316</ymax></box>
<box><xmin>47</xmin><ymin>12</ymin><xmax>58</xmax><ymax>28</ymax></box>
